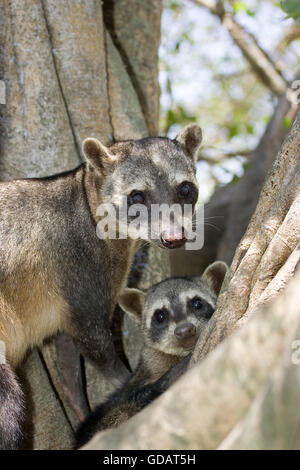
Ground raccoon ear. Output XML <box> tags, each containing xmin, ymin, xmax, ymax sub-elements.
<box><xmin>82</xmin><ymin>137</ymin><xmax>116</xmax><ymax>173</ymax></box>
<box><xmin>201</xmin><ymin>261</ymin><xmax>228</xmax><ymax>297</ymax></box>
<box><xmin>118</xmin><ymin>288</ymin><xmax>146</xmax><ymax>324</ymax></box>
<box><xmin>176</xmin><ymin>124</ymin><xmax>203</xmax><ymax>162</ymax></box>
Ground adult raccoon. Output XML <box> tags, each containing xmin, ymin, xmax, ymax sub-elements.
<box><xmin>0</xmin><ymin>124</ymin><xmax>202</xmax><ymax>449</ymax></box>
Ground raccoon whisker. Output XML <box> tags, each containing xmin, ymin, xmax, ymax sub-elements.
<box><xmin>191</xmin><ymin>216</ymin><xmax>224</xmax><ymax>224</ymax></box>
<box><xmin>189</xmin><ymin>221</ymin><xmax>221</xmax><ymax>232</ymax></box>
<box><xmin>203</xmin><ymin>216</ymin><xmax>225</xmax><ymax>220</ymax></box>
<box><xmin>140</xmin><ymin>240</ymin><xmax>152</xmax><ymax>249</ymax></box>
<box><xmin>204</xmin><ymin>222</ymin><xmax>222</xmax><ymax>231</ymax></box>
<box><xmin>190</xmin><ymin>216</ymin><xmax>224</xmax><ymax>227</ymax></box>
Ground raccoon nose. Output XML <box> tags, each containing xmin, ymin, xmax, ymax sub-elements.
<box><xmin>174</xmin><ymin>322</ymin><xmax>196</xmax><ymax>340</ymax></box>
<box><xmin>161</xmin><ymin>230</ymin><xmax>186</xmax><ymax>249</ymax></box>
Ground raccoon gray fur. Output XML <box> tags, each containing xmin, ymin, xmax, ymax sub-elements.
<box><xmin>75</xmin><ymin>261</ymin><xmax>228</xmax><ymax>448</ymax></box>
<box><xmin>0</xmin><ymin>124</ymin><xmax>202</xmax><ymax>449</ymax></box>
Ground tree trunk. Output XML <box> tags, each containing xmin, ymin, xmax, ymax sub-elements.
<box><xmin>0</xmin><ymin>0</ymin><xmax>164</xmax><ymax>449</ymax></box>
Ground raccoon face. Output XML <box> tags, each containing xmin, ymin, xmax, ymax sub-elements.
<box><xmin>143</xmin><ymin>277</ymin><xmax>217</xmax><ymax>356</ymax></box>
<box><xmin>145</xmin><ymin>284</ymin><xmax>214</xmax><ymax>356</ymax></box>
<box><xmin>82</xmin><ymin>125</ymin><xmax>202</xmax><ymax>250</ymax></box>
<box><xmin>119</xmin><ymin>261</ymin><xmax>228</xmax><ymax>357</ymax></box>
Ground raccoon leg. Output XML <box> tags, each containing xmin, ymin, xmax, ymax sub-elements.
<box><xmin>75</xmin><ymin>354</ymin><xmax>191</xmax><ymax>448</ymax></box>
<box><xmin>74</xmin><ymin>329</ymin><xmax>130</xmax><ymax>387</ymax></box>
<box><xmin>0</xmin><ymin>362</ymin><xmax>24</xmax><ymax>450</ymax></box>
<box><xmin>69</xmin><ymin>311</ymin><xmax>130</xmax><ymax>388</ymax></box>
<box><xmin>155</xmin><ymin>353</ymin><xmax>191</xmax><ymax>391</ymax></box>
<box><xmin>63</xmin><ymin>261</ymin><xmax>131</xmax><ymax>387</ymax></box>
<box><xmin>111</xmin><ymin>305</ymin><xmax>131</xmax><ymax>372</ymax></box>
<box><xmin>131</xmin><ymin>353</ymin><xmax>191</xmax><ymax>409</ymax></box>
<box><xmin>75</xmin><ymin>401</ymin><xmax>138</xmax><ymax>448</ymax></box>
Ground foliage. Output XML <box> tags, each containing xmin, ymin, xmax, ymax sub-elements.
<box><xmin>280</xmin><ymin>0</ymin><xmax>300</xmax><ymax>22</ymax></box>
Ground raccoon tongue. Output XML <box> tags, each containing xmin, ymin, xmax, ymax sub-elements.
<box><xmin>161</xmin><ymin>230</ymin><xmax>186</xmax><ymax>249</ymax></box>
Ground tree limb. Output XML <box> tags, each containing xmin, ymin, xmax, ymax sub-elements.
<box><xmin>194</xmin><ymin>0</ymin><xmax>288</xmax><ymax>96</ymax></box>
<box><xmin>198</xmin><ymin>148</ymin><xmax>252</xmax><ymax>164</ymax></box>
<box><xmin>276</xmin><ymin>24</ymin><xmax>300</xmax><ymax>53</ymax></box>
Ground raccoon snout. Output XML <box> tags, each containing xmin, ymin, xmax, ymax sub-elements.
<box><xmin>161</xmin><ymin>230</ymin><xmax>187</xmax><ymax>249</ymax></box>
<box><xmin>174</xmin><ymin>322</ymin><xmax>196</xmax><ymax>340</ymax></box>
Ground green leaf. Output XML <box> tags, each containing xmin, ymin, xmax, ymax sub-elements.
<box><xmin>166</xmin><ymin>77</ymin><xmax>172</xmax><ymax>95</ymax></box>
<box><xmin>262</xmin><ymin>115</ymin><xmax>271</xmax><ymax>123</ymax></box>
<box><xmin>166</xmin><ymin>109</ymin><xmax>176</xmax><ymax>127</ymax></box>
<box><xmin>164</xmin><ymin>105</ymin><xmax>197</xmax><ymax>133</ymax></box>
<box><xmin>174</xmin><ymin>41</ymin><xmax>181</xmax><ymax>52</ymax></box>
<box><xmin>280</xmin><ymin>0</ymin><xmax>300</xmax><ymax>22</ymax></box>
<box><xmin>243</xmin><ymin>161</ymin><xmax>251</xmax><ymax>171</ymax></box>
<box><xmin>232</xmin><ymin>1</ymin><xmax>247</xmax><ymax>13</ymax></box>
<box><xmin>232</xmin><ymin>1</ymin><xmax>255</xmax><ymax>16</ymax></box>
<box><xmin>282</xmin><ymin>116</ymin><xmax>292</xmax><ymax>129</ymax></box>
<box><xmin>228</xmin><ymin>123</ymin><xmax>239</xmax><ymax>139</ymax></box>
<box><xmin>169</xmin><ymin>0</ymin><xmax>182</xmax><ymax>12</ymax></box>
<box><xmin>230</xmin><ymin>174</ymin><xmax>240</xmax><ymax>184</ymax></box>
<box><xmin>246</xmin><ymin>123</ymin><xmax>254</xmax><ymax>135</ymax></box>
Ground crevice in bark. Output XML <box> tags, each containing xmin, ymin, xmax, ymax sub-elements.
<box><xmin>102</xmin><ymin>0</ymin><xmax>151</xmax><ymax>135</ymax></box>
<box><xmin>8</xmin><ymin>1</ymin><xmax>27</xmax><ymax>143</ymax></box>
<box><xmin>0</xmin><ymin>3</ymin><xmax>5</xmax><ymax>158</ymax></box>
<box><xmin>40</xmin><ymin>0</ymin><xmax>82</xmax><ymax>160</ymax></box>
<box><xmin>103</xmin><ymin>28</ymin><xmax>116</xmax><ymax>143</ymax></box>
<box><xmin>37</xmin><ymin>349</ymin><xmax>75</xmax><ymax>433</ymax></box>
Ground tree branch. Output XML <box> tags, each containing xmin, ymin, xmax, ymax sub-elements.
<box><xmin>276</xmin><ymin>24</ymin><xmax>300</xmax><ymax>53</ymax></box>
<box><xmin>198</xmin><ymin>148</ymin><xmax>252</xmax><ymax>164</ymax></box>
<box><xmin>194</xmin><ymin>0</ymin><xmax>288</xmax><ymax>96</ymax></box>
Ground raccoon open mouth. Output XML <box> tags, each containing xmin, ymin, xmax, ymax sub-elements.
<box><xmin>160</xmin><ymin>233</ymin><xmax>187</xmax><ymax>249</ymax></box>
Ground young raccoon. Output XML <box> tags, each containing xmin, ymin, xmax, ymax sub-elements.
<box><xmin>75</xmin><ymin>261</ymin><xmax>228</xmax><ymax>448</ymax></box>
<box><xmin>0</xmin><ymin>124</ymin><xmax>202</xmax><ymax>449</ymax></box>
